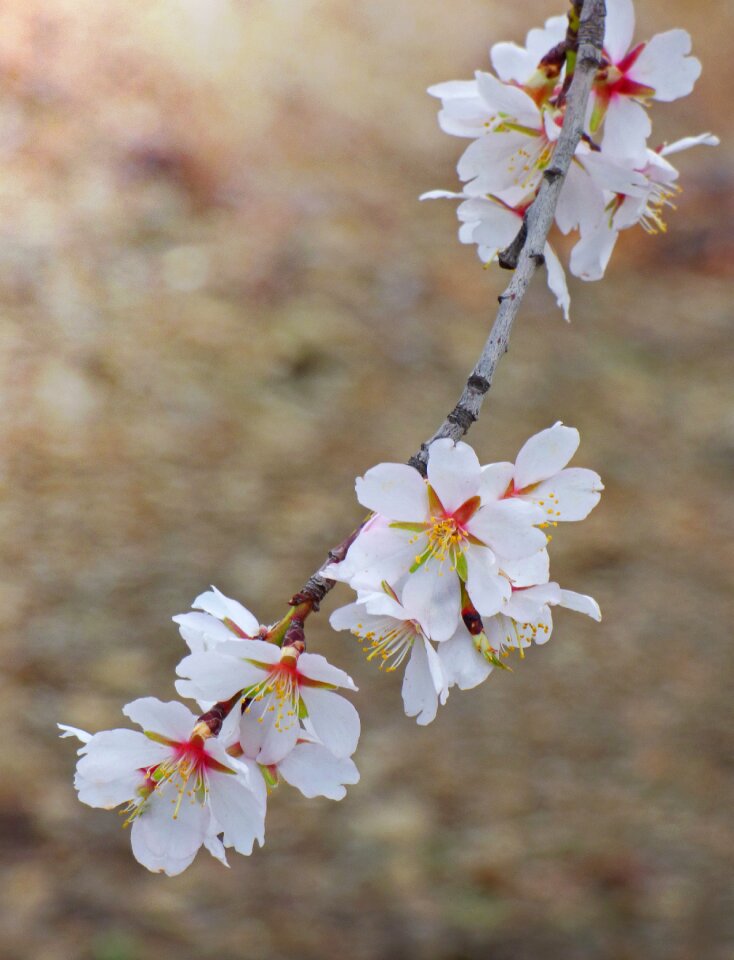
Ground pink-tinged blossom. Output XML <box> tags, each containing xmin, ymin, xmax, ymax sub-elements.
<box><xmin>483</xmin><ymin>422</ymin><xmax>603</xmax><ymax>523</ymax></box>
<box><xmin>438</xmin><ymin>582</ymin><xmax>601</xmax><ymax>690</ymax></box>
<box><xmin>59</xmin><ymin>698</ymin><xmax>265</xmax><ymax>876</ymax></box>
<box><xmin>571</xmin><ymin>134</ymin><xmax>719</xmax><ymax>281</ymax></box>
<box><xmin>176</xmin><ymin>642</ymin><xmax>360</xmax><ymax>763</ymax></box>
<box><xmin>328</xmin><ymin>439</ymin><xmax>546</xmax><ymax>642</ymax></box>
<box><xmin>421</xmin><ymin>190</ymin><xmax>570</xmax><ymax>320</ymax></box>
<box><xmin>330</xmin><ymin>585</ymin><xmax>449</xmax><ymax>726</ymax></box>
<box><xmin>429</xmin><ymin>71</ymin><xmax>565</xmax><ymax>204</ymax></box>
<box><xmin>590</xmin><ymin>0</ymin><xmax>702</xmax><ymax>157</ymax></box>
<box><xmin>173</xmin><ymin>586</ymin><xmax>262</xmax><ymax>653</ymax></box>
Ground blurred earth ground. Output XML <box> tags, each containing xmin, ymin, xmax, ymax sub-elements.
<box><xmin>0</xmin><ymin>1</ymin><xmax>732</xmax><ymax>958</ymax></box>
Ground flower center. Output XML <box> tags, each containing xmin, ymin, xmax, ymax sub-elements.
<box><xmin>427</xmin><ymin>515</ymin><xmax>465</xmax><ymax>562</ymax></box>
<box><xmin>122</xmin><ymin>738</ymin><xmax>214</xmax><ymax>825</ymax></box>
<box><xmin>245</xmin><ymin>661</ymin><xmax>300</xmax><ymax>733</ymax></box>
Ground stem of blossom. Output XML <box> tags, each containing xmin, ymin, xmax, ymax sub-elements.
<box><xmin>407</xmin><ymin>0</ymin><xmax>605</xmax><ymax>476</ymax></box>
<box><xmin>194</xmin><ymin>692</ymin><xmax>242</xmax><ymax>738</ymax></box>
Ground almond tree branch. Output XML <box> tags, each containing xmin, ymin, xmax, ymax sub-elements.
<box><xmin>288</xmin><ymin>0</ymin><xmax>605</xmax><ymax>617</ymax></box>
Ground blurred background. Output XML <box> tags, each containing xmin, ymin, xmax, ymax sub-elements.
<box><xmin>1</xmin><ymin>1</ymin><xmax>732</xmax><ymax>958</ymax></box>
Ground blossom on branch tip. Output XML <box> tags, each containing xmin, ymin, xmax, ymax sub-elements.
<box><xmin>59</xmin><ymin>698</ymin><xmax>265</xmax><ymax>876</ymax></box>
<box><xmin>176</xmin><ymin>640</ymin><xmax>360</xmax><ymax>762</ymax></box>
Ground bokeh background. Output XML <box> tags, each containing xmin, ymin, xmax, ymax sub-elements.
<box><xmin>1</xmin><ymin>1</ymin><xmax>732</xmax><ymax>958</ymax></box>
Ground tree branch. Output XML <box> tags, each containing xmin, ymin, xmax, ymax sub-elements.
<box><xmin>196</xmin><ymin>0</ymin><xmax>605</xmax><ymax>726</ymax></box>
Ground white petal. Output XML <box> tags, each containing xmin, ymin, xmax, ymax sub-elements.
<box><xmin>193</xmin><ymin>587</ymin><xmax>260</xmax><ymax>636</ymax></box>
<box><xmin>570</xmin><ymin>220</ymin><xmax>619</xmax><ymax>281</ymax></box>
<box><xmin>500</xmin><ymin>549</ymin><xmax>550</xmax><ymax>587</ymax></box>
<box><xmin>299</xmin><ymin>688</ymin><xmax>360</xmax><ymax>759</ymax></box>
<box><xmin>122</xmin><ymin>698</ymin><xmax>197</xmax><ymax>740</ymax></box>
<box><xmin>601</xmin><ymin>97</ymin><xmax>651</xmax><ymax>162</ymax></box>
<box><xmin>543</xmin><ymin>243</ymin><xmax>570</xmax><ymax>321</ymax></box>
<box><xmin>468</xmin><ymin>500</ymin><xmax>546</xmax><ymax>560</ymax></box>
<box><xmin>490</xmin><ymin>42</ymin><xmax>536</xmax><ymax>84</ymax></box>
<box><xmin>173</xmin><ymin>612</ymin><xmax>234</xmax><ymax>652</ymax></box>
<box><xmin>242</xmin><ymin>706</ymin><xmax>300</xmax><ymax>766</ymax></box>
<box><xmin>437</xmin><ymin>626</ymin><xmax>492</xmax><ymax>690</ymax></box>
<box><xmin>604</xmin><ymin>0</ymin><xmax>635</xmax><ymax>63</ymax></box>
<box><xmin>401</xmin><ymin>638</ymin><xmax>446</xmax><ymax>725</ymax></box>
<box><xmin>331</xmin><ymin>524</ymin><xmax>420</xmax><ymax>590</ymax></box>
<box><xmin>630</xmin><ymin>30</ymin><xmax>701</xmax><ymax>102</ymax></box>
<box><xmin>525</xmin><ymin>15</ymin><xmax>568</xmax><ymax>61</ymax></box>
<box><xmin>58</xmin><ymin>724</ymin><xmax>92</xmax><ymax>745</ymax></box>
<box><xmin>204</xmin><ymin>830</ymin><xmax>229</xmax><ymax>867</ymax></box>
<box><xmin>475</xmin><ymin>70</ymin><xmax>539</xmax><ymax>126</ymax></box>
<box><xmin>457</xmin><ymin>132</ymin><xmax>531</xmax><ymax>195</ymax></box>
<box><xmin>279</xmin><ymin>743</ymin><xmax>359</xmax><ymax>800</ymax></box>
<box><xmin>76</xmin><ymin>729</ymin><xmax>169</xmax><ymax>790</ymax></box>
<box><xmin>427</xmin><ymin>79</ymin><xmax>479</xmax><ymax>101</ymax></box>
<box><xmin>207</xmin><ymin>768</ymin><xmax>265</xmax><ymax>855</ymax></box>
<box><xmin>426</xmin><ymin>439</ymin><xmax>481</xmax><ymax>513</ymax></box>
<box><xmin>130</xmin><ymin>792</ymin><xmax>208</xmax><ymax>876</ymax></box>
<box><xmin>329</xmin><ymin>601</ymin><xmax>369</xmax><ymax>632</ymax></box>
<box><xmin>175</xmin><ymin>652</ymin><xmax>266</xmax><ymax>702</ymax></box>
<box><xmin>503</xmin><ymin>583</ymin><xmax>562</xmax><ymax>622</ymax></box>
<box><xmin>401</xmin><ymin>560</ymin><xmax>461</xmax><ymax>642</ymax></box>
<box><xmin>478</xmin><ymin>462</ymin><xmax>514</xmax><ymax>502</ymax></box>
<box><xmin>660</xmin><ymin>133</ymin><xmax>719</xmax><ymax>157</ymax></box>
<box><xmin>514</xmin><ymin>422</ymin><xmax>579</xmax><ymax>489</ymax></box>
<box><xmin>529</xmin><ymin>467</ymin><xmax>603</xmax><ymax>522</ymax></box>
<box><xmin>560</xmin><ymin>589</ymin><xmax>602</xmax><ymax>621</ymax></box>
<box><xmin>355</xmin><ymin>462</ymin><xmax>428</xmax><ymax>521</ymax></box>
<box><xmin>464</xmin><ymin>543</ymin><xmax>509</xmax><ymax>617</ymax></box>
<box><xmin>556</xmin><ymin>161</ymin><xmax>605</xmax><ymax>236</ymax></box>
<box><xmin>298</xmin><ymin>653</ymin><xmax>358</xmax><ymax>691</ymax></box>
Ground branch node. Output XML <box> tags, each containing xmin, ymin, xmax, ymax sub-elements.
<box><xmin>498</xmin><ymin>218</ymin><xmax>528</xmax><ymax>270</ymax></box>
<box><xmin>467</xmin><ymin>374</ymin><xmax>490</xmax><ymax>394</ymax></box>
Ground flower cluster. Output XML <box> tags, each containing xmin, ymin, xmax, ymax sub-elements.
<box><xmin>329</xmin><ymin>424</ymin><xmax>602</xmax><ymax>723</ymax></box>
<box><xmin>423</xmin><ymin>0</ymin><xmax>718</xmax><ymax>318</ymax></box>
<box><xmin>60</xmin><ymin>589</ymin><xmax>359</xmax><ymax>875</ymax></box>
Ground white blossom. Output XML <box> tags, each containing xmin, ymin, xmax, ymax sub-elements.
<box><xmin>176</xmin><ymin>641</ymin><xmax>360</xmax><ymax>762</ymax></box>
<box><xmin>59</xmin><ymin>698</ymin><xmax>265</xmax><ymax>876</ymax></box>
<box><xmin>328</xmin><ymin>438</ymin><xmax>546</xmax><ymax>642</ymax></box>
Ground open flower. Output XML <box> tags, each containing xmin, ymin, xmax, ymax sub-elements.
<box><xmin>438</xmin><ymin>583</ymin><xmax>601</xmax><ymax>690</ymax></box>
<box><xmin>60</xmin><ymin>698</ymin><xmax>265</xmax><ymax>876</ymax></box>
<box><xmin>590</xmin><ymin>0</ymin><xmax>702</xmax><ymax>157</ymax></box>
<box><xmin>480</xmin><ymin>422</ymin><xmax>603</xmax><ymax>523</ymax></box>
<box><xmin>490</xmin><ymin>14</ymin><xmax>567</xmax><ymax>90</ymax></box>
<box><xmin>328</xmin><ymin>438</ymin><xmax>546</xmax><ymax>642</ymax></box>
<box><xmin>330</xmin><ymin>583</ymin><xmax>449</xmax><ymax>726</ymax></box>
<box><xmin>176</xmin><ymin>642</ymin><xmax>360</xmax><ymax>762</ymax></box>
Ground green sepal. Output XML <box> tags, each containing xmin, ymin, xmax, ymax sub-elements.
<box><xmin>454</xmin><ymin>550</ymin><xmax>468</xmax><ymax>583</ymax></box>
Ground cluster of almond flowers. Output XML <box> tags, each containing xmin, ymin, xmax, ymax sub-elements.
<box><xmin>423</xmin><ymin>0</ymin><xmax>718</xmax><ymax>318</ymax></box>
<box><xmin>60</xmin><ymin>426</ymin><xmax>601</xmax><ymax>874</ymax></box>
<box><xmin>328</xmin><ymin>424</ymin><xmax>602</xmax><ymax>723</ymax></box>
